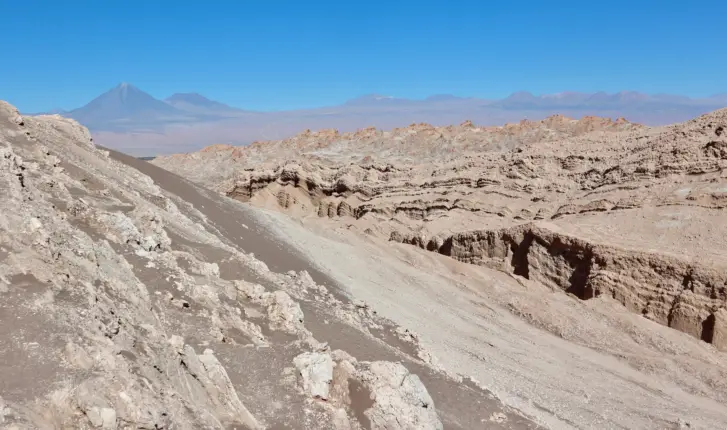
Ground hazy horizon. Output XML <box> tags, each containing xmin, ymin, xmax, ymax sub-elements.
<box><xmin>9</xmin><ymin>81</ymin><xmax>719</xmax><ymax>157</ymax></box>
<box><xmin>22</xmin><ymin>83</ymin><xmax>727</xmax><ymax>116</ymax></box>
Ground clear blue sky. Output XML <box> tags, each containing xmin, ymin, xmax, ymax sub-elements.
<box><xmin>3</xmin><ymin>0</ymin><xmax>726</xmax><ymax>113</ymax></box>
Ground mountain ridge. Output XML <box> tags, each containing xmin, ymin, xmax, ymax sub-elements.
<box><xmin>33</xmin><ymin>83</ymin><xmax>727</xmax><ymax>118</ymax></box>
<box><xmin>26</xmin><ymin>83</ymin><xmax>727</xmax><ymax>155</ymax></box>
<box><xmin>64</xmin><ymin>83</ymin><xmax>190</xmax><ymax>130</ymax></box>
<box><xmin>164</xmin><ymin>92</ymin><xmax>249</xmax><ymax>114</ymax></box>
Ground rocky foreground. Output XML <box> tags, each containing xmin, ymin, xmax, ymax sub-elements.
<box><xmin>0</xmin><ymin>100</ymin><xmax>541</xmax><ymax>429</ymax></box>
<box><xmin>154</xmin><ymin>111</ymin><xmax>727</xmax><ymax>428</ymax></box>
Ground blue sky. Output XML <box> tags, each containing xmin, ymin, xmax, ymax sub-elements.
<box><xmin>3</xmin><ymin>0</ymin><xmax>726</xmax><ymax>112</ymax></box>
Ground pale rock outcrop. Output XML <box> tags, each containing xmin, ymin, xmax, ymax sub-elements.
<box><xmin>292</xmin><ymin>350</ymin><xmax>443</xmax><ymax>430</ymax></box>
<box><xmin>172</xmin><ymin>340</ymin><xmax>262</xmax><ymax>429</ymax></box>
<box><xmin>234</xmin><ymin>280</ymin><xmax>307</xmax><ymax>334</ymax></box>
<box><xmin>294</xmin><ymin>351</ymin><xmax>335</xmax><ymax>400</ymax></box>
<box><xmin>265</xmin><ymin>290</ymin><xmax>306</xmax><ymax>333</ymax></box>
<box><xmin>86</xmin><ymin>407</ymin><xmax>117</xmax><ymax>429</ymax></box>
<box><xmin>358</xmin><ymin>361</ymin><xmax>443</xmax><ymax>430</ymax></box>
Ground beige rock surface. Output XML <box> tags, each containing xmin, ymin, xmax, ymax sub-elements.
<box><xmin>153</xmin><ymin>111</ymin><xmax>727</xmax><ymax>429</ymax></box>
<box><xmin>1</xmin><ymin>100</ymin><xmax>528</xmax><ymax>429</ymax></box>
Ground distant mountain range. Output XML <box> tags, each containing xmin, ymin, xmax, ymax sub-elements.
<box><xmin>164</xmin><ymin>92</ymin><xmax>249</xmax><ymax>115</ymax></box>
<box><xmin>489</xmin><ymin>91</ymin><xmax>727</xmax><ymax>110</ymax></box>
<box><xmin>26</xmin><ymin>83</ymin><xmax>727</xmax><ymax>156</ymax></box>
<box><xmin>67</xmin><ymin>83</ymin><xmax>186</xmax><ymax>130</ymax></box>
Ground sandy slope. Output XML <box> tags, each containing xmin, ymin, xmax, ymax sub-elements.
<box><xmin>153</xmin><ymin>111</ymin><xmax>727</xmax><ymax>429</ymax></box>
<box><xmin>107</xmin><ymin>147</ymin><xmax>540</xmax><ymax>429</ymax></box>
<box><xmin>248</xmin><ymin>209</ymin><xmax>727</xmax><ymax>429</ymax></box>
<box><xmin>0</xmin><ymin>100</ymin><xmax>538</xmax><ymax>429</ymax></box>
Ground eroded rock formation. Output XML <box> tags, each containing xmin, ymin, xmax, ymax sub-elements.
<box><xmin>154</xmin><ymin>109</ymin><xmax>727</xmax><ymax>351</ymax></box>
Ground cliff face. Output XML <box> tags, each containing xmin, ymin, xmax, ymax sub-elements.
<box><xmin>404</xmin><ymin>223</ymin><xmax>727</xmax><ymax>349</ymax></box>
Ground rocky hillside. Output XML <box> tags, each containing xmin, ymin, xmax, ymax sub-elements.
<box><xmin>0</xmin><ymin>100</ymin><xmax>538</xmax><ymax>429</ymax></box>
<box><xmin>154</xmin><ymin>111</ymin><xmax>727</xmax><ymax>353</ymax></box>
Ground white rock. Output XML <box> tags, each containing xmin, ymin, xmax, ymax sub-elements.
<box><xmin>360</xmin><ymin>361</ymin><xmax>443</xmax><ymax>430</ymax></box>
<box><xmin>266</xmin><ymin>290</ymin><xmax>305</xmax><ymax>333</ymax></box>
<box><xmin>235</xmin><ymin>281</ymin><xmax>266</xmax><ymax>300</ymax></box>
<box><xmin>196</xmin><ymin>261</ymin><xmax>220</xmax><ymax>277</ymax></box>
<box><xmin>97</xmin><ymin>212</ymin><xmax>141</xmax><ymax>245</ymax></box>
<box><xmin>87</xmin><ymin>406</ymin><xmax>117</xmax><ymax>429</ymax></box>
<box><xmin>168</xmin><ymin>335</ymin><xmax>185</xmax><ymax>352</ymax></box>
<box><xmin>293</xmin><ymin>351</ymin><xmax>333</xmax><ymax>400</ymax></box>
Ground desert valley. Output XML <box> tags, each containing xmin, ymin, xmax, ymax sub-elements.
<box><xmin>5</xmin><ymin>1</ymin><xmax>727</xmax><ymax>428</ymax></box>
<box><xmin>2</xmin><ymin>88</ymin><xmax>727</xmax><ymax>428</ymax></box>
